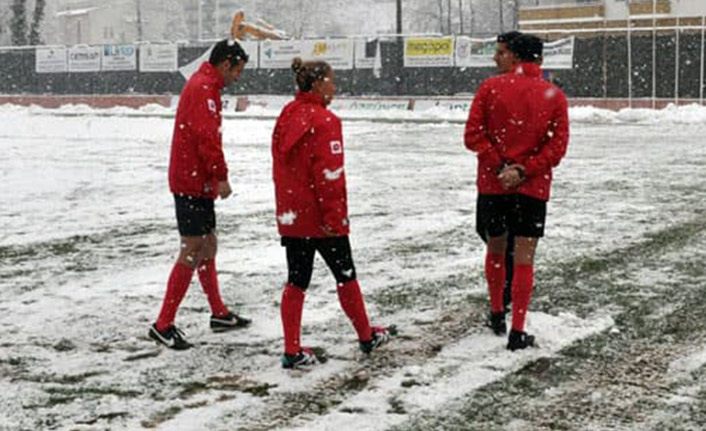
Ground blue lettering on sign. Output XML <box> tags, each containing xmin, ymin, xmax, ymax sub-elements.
<box><xmin>104</xmin><ymin>45</ymin><xmax>135</xmax><ymax>56</ymax></box>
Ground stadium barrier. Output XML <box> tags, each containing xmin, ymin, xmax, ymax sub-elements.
<box><xmin>1</xmin><ymin>94</ymin><xmax>704</xmax><ymax>113</ymax></box>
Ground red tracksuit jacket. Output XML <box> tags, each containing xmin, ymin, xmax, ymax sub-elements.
<box><xmin>272</xmin><ymin>92</ymin><xmax>350</xmax><ymax>238</ymax></box>
<box><xmin>168</xmin><ymin>62</ymin><xmax>227</xmax><ymax>199</ymax></box>
<box><xmin>464</xmin><ymin>63</ymin><xmax>569</xmax><ymax>201</ymax></box>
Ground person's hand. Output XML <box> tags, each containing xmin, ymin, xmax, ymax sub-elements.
<box><xmin>498</xmin><ymin>164</ymin><xmax>526</xmax><ymax>190</ymax></box>
<box><xmin>321</xmin><ymin>225</ymin><xmax>337</xmax><ymax>237</ymax></box>
<box><xmin>217</xmin><ymin>180</ymin><xmax>232</xmax><ymax>199</ymax></box>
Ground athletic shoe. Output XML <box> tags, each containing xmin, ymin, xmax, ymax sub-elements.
<box><xmin>210</xmin><ymin>312</ymin><xmax>251</xmax><ymax>332</ymax></box>
<box><xmin>507</xmin><ymin>329</ymin><xmax>535</xmax><ymax>351</ymax></box>
<box><xmin>149</xmin><ymin>324</ymin><xmax>193</xmax><ymax>350</ymax></box>
<box><xmin>281</xmin><ymin>347</ymin><xmax>317</xmax><ymax>369</ymax></box>
<box><xmin>359</xmin><ymin>325</ymin><xmax>396</xmax><ymax>354</ymax></box>
<box><xmin>486</xmin><ymin>311</ymin><xmax>507</xmax><ymax>336</ymax></box>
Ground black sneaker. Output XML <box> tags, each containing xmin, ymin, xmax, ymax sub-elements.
<box><xmin>281</xmin><ymin>347</ymin><xmax>317</xmax><ymax>369</ymax></box>
<box><xmin>149</xmin><ymin>324</ymin><xmax>193</xmax><ymax>350</ymax></box>
<box><xmin>359</xmin><ymin>325</ymin><xmax>397</xmax><ymax>354</ymax></box>
<box><xmin>210</xmin><ymin>312</ymin><xmax>251</xmax><ymax>332</ymax></box>
<box><xmin>486</xmin><ymin>311</ymin><xmax>507</xmax><ymax>336</ymax></box>
<box><xmin>507</xmin><ymin>329</ymin><xmax>535</xmax><ymax>351</ymax></box>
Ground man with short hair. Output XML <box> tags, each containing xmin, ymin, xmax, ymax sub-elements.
<box><xmin>465</xmin><ymin>34</ymin><xmax>570</xmax><ymax>350</ymax></box>
<box><xmin>478</xmin><ymin>30</ymin><xmax>523</xmax><ymax>313</ymax></box>
<box><xmin>149</xmin><ymin>39</ymin><xmax>251</xmax><ymax>350</ymax></box>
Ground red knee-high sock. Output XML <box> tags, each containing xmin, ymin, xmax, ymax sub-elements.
<box><xmin>156</xmin><ymin>262</ymin><xmax>195</xmax><ymax>331</ymax></box>
<box><xmin>281</xmin><ymin>283</ymin><xmax>306</xmax><ymax>355</ymax></box>
<box><xmin>197</xmin><ymin>258</ymin><xmax>229</xmax><ymax>317</ymax></box>
<box><xmin>485</xmin><ymin>253</ymin><xmax>506</xmax><ymax>313</ymax></box>
<box><xmin>511</xmin><ymin>264</ymin><xmax>534</xmax><ymax>332</ymax></box>
<box><xmin>337</xmin><ymin>280</ymin><xmax>373</xmax><ymax>341</ymax></box>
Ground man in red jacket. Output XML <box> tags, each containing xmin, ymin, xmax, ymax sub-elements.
<box><xmin>272</xmin><ymin>58</ymin><xmax>393</xmax><ymax>369</ymax></box>
<box><xmin>149</xmin><ymin>39</ymin><xmax>251</xmax><ymax>350</ymax></box>
<box><xmin>478</xmin><ymin>31</ymin><xmax>522</xmax><ymax>315</ymax></box>
<box><xmin>465</xmin><ymin>34</ymin><xmax>569</xmax><ymax>351</ymax></box>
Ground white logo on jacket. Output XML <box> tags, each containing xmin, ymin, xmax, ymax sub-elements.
<box><xmin>329</xmin><ymin>140</ymin><xmax>342</xmax><ymax>154</ymax></box>
<box><xmin>323</xmin><ymin>167</ymin><xmax>344</xmax><ymax>181</ymax></box>
<box><xmin>207</xmin><ymin>99</ymin><xmax>217</xmax><ymax>113</ymax></box>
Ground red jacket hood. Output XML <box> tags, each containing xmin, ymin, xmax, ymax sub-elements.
<box><xmin>511</xmin><ymin>62</ymin><xmax>542</xmax><ymax>78</ymax></box>
<box><xmin>197</xmin><ymin>62</ymin><xmax>225</xmax><ymax>91</ymax></box>
<box><xmin>274</xmin><ymin>91</ymin><xmax>327</xmax><ymax>155</ymax></box>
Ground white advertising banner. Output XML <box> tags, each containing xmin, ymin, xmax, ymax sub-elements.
<box><xmin>329</xmin><ymin>98</ymin><xmax>409</xmax><ymax>112</ymax></box>
<box><xmin>68</xmin><ymin>45</ymin><xmax>102</xmax><ymax>72</ymax></box>
<box><xmin>36</xmin><ymin>46</ymin><xmax>67</xmax><ymax>73</ymax></box>
<box><xmin>455</xmin><ymin>36</ymin><xmax>575</xmax><ymax>69</ymax></box>
<box><xmin>414</xmin><ymin>98</ymin><xmax>471</xmax><ymax>113</ymax></box>
<box><xmin>240</xmin><ymin>40</ymin><xmax>259</xmax><ymax>69</ymax></box>
<box><xmin>542</xmin><ymin>37</ymin><xmax>575</xmax><ymax>70</ymax></box>
<box><xmin>102</xmin><ymin>44</ymin><xmax>137</xmax><ymax>71</ymax></box>
<box><xmin>354</xmin><ymin>38</ymin><xmax>378</xmax><ymax>69</ymax></box>
<box><xmin>178</xmin><ymin>41</ymin><xmax>260</xmax><ymax>81</ymax></box>
<box><xmin>260</xmin><ymin>39</ymin><xmax>354</xmax><ymax>70</ymax></box>
<box><xmin>403</xmin><ymin>37</ymin><xmax>454</xmax><ymax>68</ymax></box>
<box><xmin>245</xmin><ymin>95</ymin><xmax>293</xmax><ymax>112</ymax></box>
<box><xmin>454</xmin><ymin>36</ymin><xmax>496</xmax><ymax>68</ymax></box>
<box><xmin>139</xmin><ymin>43</ymin><xmax>178</xmax><ymax>72</ymax></box>
<box><xmin>353</xmin><ymin>38</ymin><xmax>382</xmax><ymax>77</ymax></box>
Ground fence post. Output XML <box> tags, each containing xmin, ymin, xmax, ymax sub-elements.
<box><xmin>699</xmin><ymin>15</ymin><xmax>706</xmax><ymax>106</ymax></box>
<box><xmin>652</xmin><ymin>0</ymin><xmax>656</xmax><ymax>109</ymax></box>
<box><xmin>627</xmin><ymin>14</ymin><xmax>633</xmax><ymax>107</ymax></box>
<box><xmin>602</xmin><ymin>17</ymin><xmax>608</xmax><ymax>99</ymax></box>
<box><xmin>675</xmin><ymin>16</ymin><xmax>680</xmax><ymax>105</ymax></box>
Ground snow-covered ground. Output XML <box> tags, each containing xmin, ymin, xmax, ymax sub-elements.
<box><xmin>1</xmin><ymin>103</ymin><xmax>706</xmax><ymax>430</ymax></box>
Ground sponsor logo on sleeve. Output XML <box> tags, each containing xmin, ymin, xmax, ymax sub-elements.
<box><xmin>207</xmin><ymin>99</ymin><xmax>217</xmax><ymax>113</ymax></box>
<box><xmin>330</xmin><ymin>140</ymin><xmax>342</xmax><ymax>154</ymax></box>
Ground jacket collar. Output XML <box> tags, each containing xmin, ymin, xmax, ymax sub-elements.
<box><xmin>198</xmin><ymin>62</ymin><xmax>225</xmax><ymax>90</ymax></box>
<box><xmin>295</xmin><ymin>91</ymin><xmax>327</xmax><ymax>107</ymax></box>
<box><xmin>512</xmin><ymin>62</ymin><xmax>542</xmax><ymax>78</ymax></box>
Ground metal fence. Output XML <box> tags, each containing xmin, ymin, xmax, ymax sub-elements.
<box><xmin>0</xmin><ymin>30</ymin><xmax>704</xmax><ymax>101</ymax></box>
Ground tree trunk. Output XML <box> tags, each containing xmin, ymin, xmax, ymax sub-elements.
<box><xmin>459</xmin><ymin>0</ymin><xmax>463</xmax><ymax>34</ymax></box>
<box><xmin>29</xmin><ymin>0</ymin><xmax>45</xmax><ymax>45</ymax></box>
<box><xmin>510</xmin><ymin>0</ymin><xmax>518</xmax><ymax>30</ymax></box>
<box><xmin>498</xmin><ymin>0</ymin><xmax>504</xmax><ymax>33</ymax></box>
<box><xmin>10</xmin><ymin>0</ymin><xmax>27</xmax><ymax>46</ymax></box>
<box><xmin>447</xmin><ymin>0</ymin><xmax>451</xmax><ymax>35</ymax></box>
<box><xmin>438</xmin><ymin>0</ymin><xmax>444</xmax><ymax>34</ymax></box>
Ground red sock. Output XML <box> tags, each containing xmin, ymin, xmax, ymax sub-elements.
<box><xmin>197</xmin><ymin>258</ymin><xmax>229</xmax><ymax>317</ymax></box>
<box><xmin>155</xmin><ymin>262</ymin><xmax>195</xmax><ymax>331</ymax></box>
<box><xmin>281</xmin><ymin>283</ymin><xmax>306</xmax><ymax>355</ymax></box>
<box><xmin>511</xmin><ymin>264</ymin><xmax>534</xmax><ymax>332</ymax></box>
<box><xmin>485</xmin><ymin>253</ymin><xmax>506</xmax><ymax>313</ymax></box>
<box><xmin>337</xmin><ymin>280</ymin><xmax>373</xmax><ymax>341</ymax></box>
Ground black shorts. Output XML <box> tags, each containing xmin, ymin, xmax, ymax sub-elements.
<box><xmin>281</xmin><ymin>236</ymin><xmax>357</xmax><ymax>290</ymax></box>
<box><xmin>174</xmin><ymin>194</ymin><xmax>216</xmax><ymax>237</ymax></box>
<box><xmin>476</xmin><ymin>194</ymin><xmax>546</xmax><ymax>239</ymax></box>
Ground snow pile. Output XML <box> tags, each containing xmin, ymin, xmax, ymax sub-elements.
<box><xmin>2</xmin><ymin>100</ymin><xmax>706</xmax><ymax>125</ymax></box>
<box><xmin>570</xmin><ymin>103</ymin><xmax>706</xmax><ymax>125</ymax></box>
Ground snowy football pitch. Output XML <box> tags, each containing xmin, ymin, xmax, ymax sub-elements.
<box><xmin>1</xmin><ymin>107</ymin><xmax>706</xmax><ymax>430</ymax></box>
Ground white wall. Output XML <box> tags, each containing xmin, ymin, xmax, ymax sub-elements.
<box><xmin>604</xmin><ymin>0</ymin><xmax>629</xmax><ymax>20</ymax></box>
<box><xmin>674</xmin><ymin>0</ymin><xmax>706</xmax><ymax>17</ymax></box>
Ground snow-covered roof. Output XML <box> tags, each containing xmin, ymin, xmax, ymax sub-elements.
<box><xmin>56</xmin><ymin>6</ymin><xmax>102</xmax><ymax>18</ymax></box>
